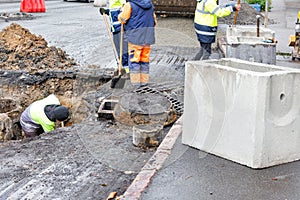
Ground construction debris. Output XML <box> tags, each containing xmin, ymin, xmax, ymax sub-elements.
<box><xmin>0</xmin><ymin>12</ymin><xmax>34</xmax><ymax>21</ymax></box>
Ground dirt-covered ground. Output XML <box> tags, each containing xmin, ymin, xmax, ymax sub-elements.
<box><xmin>0</xmin><ymin>11</ymin><xmax>186</xmax><ymax>200</ymax></box>
<box><xmin>0</xmin><ymin>1</ymin><xmax>283</xmax><ymax>199</ymax></box>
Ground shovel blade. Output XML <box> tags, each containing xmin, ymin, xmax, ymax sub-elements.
<box><xmin>110</xmin><ymin>75</ymin><xmax>126</xmax><ymax>89</ymax></box>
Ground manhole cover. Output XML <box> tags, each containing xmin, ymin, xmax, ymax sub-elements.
<box><xmin>134</xmin><ymin>85</ymin><xmax>184</xmax><ymax>115</ymax></box>
<box><xmin>113</xmin><ymin>93</ymin><xmax>177</xmax><ymax>126</ymax></box>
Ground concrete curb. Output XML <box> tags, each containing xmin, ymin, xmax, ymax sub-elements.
<box><xmin>121</xmin><ymin>116</ymin><xmax>183</xmax><ymax>200</ymax></box>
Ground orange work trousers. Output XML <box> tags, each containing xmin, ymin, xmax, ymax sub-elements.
<box><xmin>128</xmin><ymin>42</ymin><xmax>151</xmax><ymax>87</ymax></box>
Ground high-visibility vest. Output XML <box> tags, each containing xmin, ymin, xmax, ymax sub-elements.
<box><xmin>194</xmin><ymin>0</ymin><xmax>232</xmax><ymax>27</ymax></box>
<box><xmin>30</xmin><ymin>94</ymin><xmax>60</xmax><ymax>132</ymax></box>
<box><xmin>109</xmin><ymin>8</ymin><xmax>122</xmax><ymax>33</ymax></box>
<box><xmin>109</xmin><ymin>0</ymin><xmax>125</xmax><ymax>9</ymax></box>
<box><xmin>194</xmin><ymin>0</ymin><xmax>232</xmax><ymax>43</ymax></box>
<box><xmin>108</xmin><ymin>0</ymin><xmax>125</xmax><ymax>33</ymax></box>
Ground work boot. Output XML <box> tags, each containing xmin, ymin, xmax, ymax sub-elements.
<box><xmin>193</xmin><ymin>48</ymin><xmax>203</xmax><ymax>60</ymax></box>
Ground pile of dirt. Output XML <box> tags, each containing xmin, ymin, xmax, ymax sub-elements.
<box><xmin>218</xmin><ymin>3</ymin><xmax>276</xmax><ymax>25</ymax></box>
<box><xmin>0</xmin><ymin>23</ymin><xmax>77</xmax><ymax>72</ymax></box>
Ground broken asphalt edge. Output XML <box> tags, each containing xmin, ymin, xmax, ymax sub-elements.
<box><xmin>121</xmin><ymin>116</ymin><xmax>183</xmax><ymax>200</ymax></box>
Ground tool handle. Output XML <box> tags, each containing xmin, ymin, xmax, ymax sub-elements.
<box><xmin>118</xmin><ymin>24</ymin><xmax>124</xmax><ymax>76</ymax></box>
<box><xmin>233</xmin><ymin>0</ymin><xmax>240</xmax><ymax>26</ymax></box>
<box><xmin>100</xmin><ymin>8</ymin><xmax>120</xmax><ymax>64</ymax></box>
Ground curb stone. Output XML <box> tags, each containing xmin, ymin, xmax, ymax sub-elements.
<box><xmin>121</xmin><ymin>116</ymin><xmax>183</xmax><ymax>200</ymax></box>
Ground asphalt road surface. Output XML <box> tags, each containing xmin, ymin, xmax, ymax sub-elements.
<box><xmin>1</xmin><ymin>1</ymin><xmax>300</xmax><ymax>200</ymax></box>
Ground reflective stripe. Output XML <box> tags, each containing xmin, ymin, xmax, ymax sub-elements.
<box><xmin>211</xmin><ymin>6</ymin><xmax>220</xmax><ymax>14</ymax></box>
<box><xmin>195</xmin><ymin>29</ymin><xmax>216</xmax><ymax>36</ymax></box>
<box><xmin>196</xmin><ymin>8</ymin><xmax>210</xmax><ymax>14</ymax></box>
<box><xmin>201</xmin><ymin>0</ymin><xmax>207</xmax><ymax>11</ymax></box>
<box><xmin>112</xmin><ymin>21</ymin><xmax>121</xmax><ymax>25</ymax></box>
<box><xmin>109</xmin><ymin>8</ymin><xmax>120</xmax><ymax>11</ymax></box>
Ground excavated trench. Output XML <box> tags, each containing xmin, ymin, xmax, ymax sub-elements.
<box><xmin>0</xmin><ymin>23</ymin><xmax>114</xmax><ymax>141</ymax></box>
<box><xmin>0</xmin><ymin>68</ymin><xmax>115</xmax><ymax>140</ymax></box>
<box><xmin>0</xmin><ymin>23</ymin><xmax>184</xmax><ymax>140</ymax></box>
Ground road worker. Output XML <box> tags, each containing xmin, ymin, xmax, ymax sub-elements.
<box><xmin>20</xmin><ymin>94</ymin><xmax>70</xmax><ymax>137</ymax></box>
<box><xmin>194</xmin><ymin>0</ymin><xmax>241</xmax><ymax>60</ymax></box>
<box><xmin>118</xmin><ymin>0</ymin><xmax>156</xmax><ymax>87</ymax></box>
<box><xmin>100</xmin><ymin>0</ymin><xmax>129</xmax><ymax>73</ymax></box>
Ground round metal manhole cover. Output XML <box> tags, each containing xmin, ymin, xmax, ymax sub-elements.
<box><xmin>113</xmin><ymin>93</ymin><xmax>176</xmax><ymax>126</ymax></box>
<box><xmin>119</xmin><ymin>93</ymin><xmax>171</xmax><ymax>115</ymax></box>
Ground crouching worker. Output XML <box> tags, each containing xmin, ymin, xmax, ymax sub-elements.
<box><xmin>20</xmin><ymin>94</ymin><xmax>70</xmax><ymax>138</ymax></box>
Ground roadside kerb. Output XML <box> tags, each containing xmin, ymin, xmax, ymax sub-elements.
<box><xmin>121</xmin><ymin>117</ymin><xmax>183</xmax><ymax>200</ymax></box>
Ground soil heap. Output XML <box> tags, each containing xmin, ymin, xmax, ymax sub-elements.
<box><xmin>218</xmin><ymin>3</ymin><xmax>275</xmax><ymax>25</ymax></box>
<box><xmin>0</xmin><ymin>23</ymin><xmax>77</xmax><ymax>73</ymax></box>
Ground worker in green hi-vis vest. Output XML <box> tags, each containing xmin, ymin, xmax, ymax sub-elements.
<box><xmin>20</xmin><ymin>94</ymin><xmax>70</xmax><ymax>138</ymax></box>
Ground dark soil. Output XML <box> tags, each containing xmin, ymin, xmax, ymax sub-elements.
<box><xmin>218</xmin><ymin>3</ymin><xmax>276</xmax><ymax>25</ymax></box>
<box><xmin>0</xmin><ymin>23</ymin><xmax>77</xmax><ymax>72</ymax></box>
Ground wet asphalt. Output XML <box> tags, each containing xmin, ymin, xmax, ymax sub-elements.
<box><xmin>0</xmin><ymin>1</ymin><xmax>193</xmax><ymax>199</ymax></box>
<box><xmin>1</xmin><ymin>0</ymin><xmax>300</xmax><ymax>199</ymax></box>
<box><xmin>141</xmin><ymin>0</ymin><xmax>300</xmax><ymax>200</ymax></box>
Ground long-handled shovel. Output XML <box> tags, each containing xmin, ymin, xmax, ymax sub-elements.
<box><xmin>110</xmin><ymin>23</ymin><xmax>126</xmax><ymax>89</ymax></box>
<box><xmin>233</xmin><ymin>0</ymin><xmax>241</xmax><ymax>25</ymax></box>
<box><xmin>99</xmin><ymin>8</ymin><xmax>120</xmax><ymax>66</ymax></box>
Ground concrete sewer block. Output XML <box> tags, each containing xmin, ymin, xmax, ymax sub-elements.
<box><xmin>97</xmin><ymin>98</ymin><xmax>119</xmax><ymax>119</ymax></box>
<box><xmin>133</xmin><ymin>124</ymin><xmax>163</xmax><ymax>148</ymax></box>
<box><xmin>226</xmin><ymin>26</ymin><xmax>276</xmax><ymax>65</ymax></box>
<box><xmin>182</xmin><ymin>58</ymin><xmax>300</xmax><ymax>168</ymax></box>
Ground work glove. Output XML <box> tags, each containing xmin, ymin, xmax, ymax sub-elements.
<box><xmin>226</xmin><ymin>1</ymin><xmax>239</xmax><ymax>11</ymax></box>
<box><xmin>99</xmin><ymin>7</ymin><xmax>109</xmax><ymax>15</ymax></box>
<box><xmin>232</xmin><ymin>5</ymin><xmax>238</xmax><ymax>12</ymax></box>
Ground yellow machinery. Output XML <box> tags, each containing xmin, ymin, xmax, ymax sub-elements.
<box><xmin>289</xmin><ymin>11</ymin><xmax>300</xmax><ymax>60</ymax></box>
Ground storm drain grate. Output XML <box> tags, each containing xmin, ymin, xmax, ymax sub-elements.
<box><xmin>97</xmin><ymin>98</ymin><xmax>119</xmax><ymax>119</ymax></box>
<box><xmin>134</xmin><ymin>85</ymin><xmax>184</xmax><ymax>115</ymax></box>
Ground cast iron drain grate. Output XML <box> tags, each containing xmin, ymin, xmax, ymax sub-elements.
<box><xmin>134</xmin><ymin>85</ymin><xmax>184</xmax><ymax>115</ymax></box>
